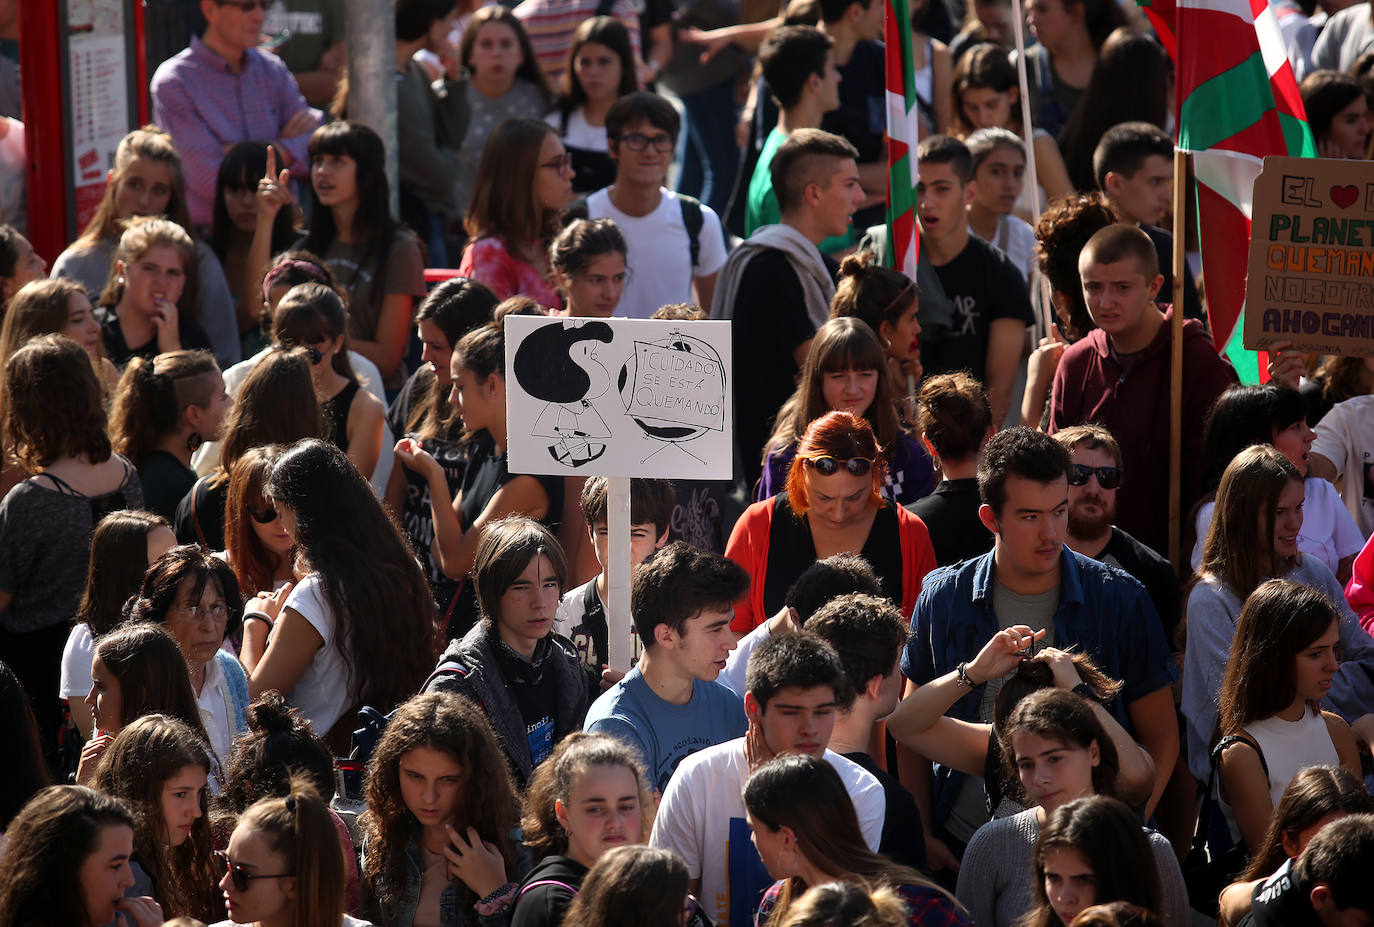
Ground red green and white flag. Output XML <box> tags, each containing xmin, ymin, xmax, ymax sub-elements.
<box><xmin>1141</xmin><ymin>0</ymin><xmax>1315</xmax><ymax>383</ymax></box>
<box><xmin>884</xmin><ymin>0</ymin><xmax>920</xmax><ymax>279</ymax></box>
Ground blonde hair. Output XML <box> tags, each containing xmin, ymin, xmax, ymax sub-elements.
<box><xmin>74</xmin><ymin>126</ymin><xmax>191</xmax><ymax>250</ymax></box>
<box><xmin>98</xmin><ymin>217</ymin><xmax>195</xmax><ymax>311</ymax></box>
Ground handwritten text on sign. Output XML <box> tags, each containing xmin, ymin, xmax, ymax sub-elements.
<box><xmin>624</xmin><ymin>341</ymin><xmax>726</xmax><ymax>431</ymax></box>
<box><xmin>1245</xmin><ymin>157</ymin><xmax>1374</xmax><ymax>356</ymax></box>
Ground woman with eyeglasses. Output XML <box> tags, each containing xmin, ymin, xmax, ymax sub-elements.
<box><xmin>176</xmin><ymin>347</ymin><xmax>324</xmax><ymax>551</ymax></box>
<box><xmin>756</xmin><ymin>318</ymin><xmax>935</xmax><ymax>507</ymax></box>
<box><xmin>1191</xmin><ymin>383</ymin><xmax>1362</xmax><ymax>584</ymax></box>
<box><xmin>548</xmin><ymin>218</ymin><xmax>628</xmax><ymax>319</ymax></box>
<box><xmin>124</xmin><ymin>545</ymin><xmax>249</xmax><ymax>771</ymax></box>
<box><xmin>458</xmin><ymin>118</ymin><xmax>574</xmax><ymax>308</ymax></box>
<box><xmin>213</xmin><ymin>776</ymin><xmax>373</xmax><ymax>927</ymax></box>
<box><xmin>272</xmin><ymin>283</ymin><xmax>386</xmax><ymax>482</ymax></box>
<box><xmin>724</xmin><ymin>410</ymin><xmax>937</xmax><ymax>632</ymax></box>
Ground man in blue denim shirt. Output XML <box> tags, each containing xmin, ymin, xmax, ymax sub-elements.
<box><xmin>898</xmin><ymin>427</ymin><xmax>1178</xmax><ymax>873</ymax></box>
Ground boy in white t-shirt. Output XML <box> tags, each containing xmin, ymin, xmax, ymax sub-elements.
<box><xmin>1311</xmin><ymin>393</ymin><xmax>1374</xmax><ymax>538</ymax></box>
<box><xmin>585</xmin><ymin>92</ymin><xmax>728</xmax><ymax>318</ymax></box>
<box><xmin>554</xmin><ymin>475</ymin><xmax>674</xmax><ymax>688</ymax></box>
<box><xmin>650</xmin><ymin>632</ymin><xmax>886</xmax><ymax>927</ymax></box>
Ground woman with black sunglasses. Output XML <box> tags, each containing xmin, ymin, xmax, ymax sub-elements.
<box><xmin>213</xmin><ymin>776</ymin><xmax>373</xmax><ymax>927</ymax></box>
<box><xmin>724</xmin><ymin>410</ymin><xmax>938</xmax><ymax>632</ymax></box>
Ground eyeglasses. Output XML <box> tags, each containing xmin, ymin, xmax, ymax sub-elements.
<box><xmin>248</xmin><ymin>504</ymin><xmax>278</xmax><ymax>524</ymax></box>
<box><xmin>1068</xmin><ymin>464</ymin><xmax>1122</xmax><ymax>490</ymax></box>
<box><xmin>216</xmin><ymin>852</ymin><xmax>295</xmax><ymax>892</ymax></box>
<box><xmin>803</xmin><ymin>455</ymin><xmax>874</xmax><ymax>477</ymax></box>
<box><xmin>173</xmin><ymin>602</ymin><xmax>230</xmax><ymax>626</ymax></box>
<box><xmin>539</xmin><ymin>153</ymin><xmax>575</xmax><ymax>171</ymax></box>
<box><xmin>615</xmin><ymin>132</ymin><xmax>675</xmax><ymax>152</ymax></box>
<box><xmin>218</xmin><ymin>0</ymin><xmax>271</xmax><ymax>10</ymax></box>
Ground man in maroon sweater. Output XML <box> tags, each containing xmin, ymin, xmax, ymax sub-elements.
<box><xmin>1048</xmin><ymin>224</ymin><xmax>1236</xmax><ymax>557</ymax></box>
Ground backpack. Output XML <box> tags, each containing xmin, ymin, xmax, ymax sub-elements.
<box><xmin>567</xmin><ymin>193</ymin><xmax>707</xmax><ymax>269</ymax></box>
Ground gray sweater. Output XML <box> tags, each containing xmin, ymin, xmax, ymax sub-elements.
<box><xmin>955</xmin><ymin>808</ymin><xmax>1191</xmax><ymax>927</ymax></box>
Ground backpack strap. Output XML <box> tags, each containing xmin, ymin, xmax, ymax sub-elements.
<box><xmin>1214</xmin><ymin>733</ymin><xmax>1270</xmax><ymax>778</ymax></box>
<box><xmin>421</xmin><ymin>658</ymin><xmax>470</xmax><ymax>692</ymax></box>
<box><xmin>677</xmin><ymin>193</ymin><xmax>704</xmax><ymax>270</ymax></box>
<box><xmin>518</xmin><ymin>879</ymin><xmax>580</xmax><ymax>899</ymax></box>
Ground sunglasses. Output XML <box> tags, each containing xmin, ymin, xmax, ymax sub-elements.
<box><xmin>803</xmin><ymin>455</ymin><xmax>874</xmax><ymax>477</ymax></box>
<box><xmin>1068</xmin><ymin>464</ymin><xmax>1122</xmax><ymax>490</ymax></box>
<box><xmin>248</xmin><ymin>504</ymin><xmax>278</xmax><ymax>524</ymax></box>
<box><xmin>215</xmin><ymin>851</ymin><xmax>294</xmax><ymax>892</ymax></box>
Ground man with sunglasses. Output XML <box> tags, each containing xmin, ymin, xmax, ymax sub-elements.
<box><xmin>152</xmin><ymin>0</ymin><xmax>323</xmax><ymax>226</ymax></box>
<box><xmin>1048</xmin><ymin>224</ymin><xmax>1236</xmax><ymax>557</ymax></box>
<box><xmin>899</xmin><ymin>426</ymin><xmax>1178</xmax><ymax>876</ymax></box>
<box><xmin>585</xmin><ymin>92</ymin><xmax>728</xmax><ymax>319</ymax></box>
<box><xmin>1054</xmin><ymin>425</ymin><xmax>1181</xmax><ymax>646</ymax></box>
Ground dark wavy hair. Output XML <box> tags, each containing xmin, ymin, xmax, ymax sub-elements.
<box><xmin>998</xmin><ymin>687</ymin><xmax>1120</xmax><ymax>802</ymax></box>
<box><xmin>0</xmin><ymin>785</ymin><xmax>135</xmax><ymax>927</ymax></box>
<box><xmin>265</xmin><ymin>439</ymin><xmax>437</xmax><ymax>717</ymax></box>
<box><xmin>5</xmin><ymin>334</ymin><xmax>112</xmax><ymax>472</ymax></box>
<box><xmin>75</xmin><ymin>509</ymin><xmax>170</xmax><ymax>638</ymax></box>
<box><xmin>562</xmin><ymin>846</ymin><xmax>694</xmax><ymax>927</ymax></box>
<box><xmin>124</xmin><ymin>543</ymin><xmax>245</xmax><ymax>644</ymax></box>
<box><xmin>1034</xmin><ymin>192</ymin><xmax>1116</xmax><ymax>341</ymax></box>
<box><xmin>521</xmin><ymin>731</ymin><xmax>654</xmax><ymax>862</ymax></box>
<box><xmin>362</xmin><ymin>692</ymin><xmax>521</xmax><ymax>915</ymax></box>
<box><xmin>93</xmin><ymin>714</ymin><xmax>221</xmax><ymax>920</ymax></box>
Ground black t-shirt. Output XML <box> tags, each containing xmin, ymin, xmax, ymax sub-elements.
<box><xmin>139</xmin><ymin>450</ymin><xmax>197</xmax><ymax>521</ymax></box>
<box><xmin>730</xmin><ymin>248</ymin><xmax>838</xmax><ymax>486</ymax></box>
<box><xmin>512</xmin><ymin>855</ymin><xmax>588</xmax><ymax>927</ymax></box>
<box><xmin>173</xmin><ymin>475</ymin><xmax>228</xmax><ymax>550</ymax></box>
<box><xmin>98</xmin><ymin>307</ymin><xmax>214</xmax><ymax>369</ymax></box>
<box><xmin>823</xmin><ymin>39</ymin><xmax>887</xmax><ymax>231</ymax></box>
<box><xmin>1239</xmin><ymin>859</ymin><xmax>1322</xmax><ymax>927</ymax></box>
<box><xmin>1142</xmin><ymin>225</ymin><xmax>1203</xmax><ymax>322</ymax></box>
<box><xmin>844</xmin><ymin>750</ymin><xmax>927</xmax><ymax>871</ymax></box>
<box><xmin>1096</xmin><ymin>525</ymin><xmax>1182</xmax><ymax>648</ymax></box>
<box><xmin>491</xmin><ymin>638</ymin><xmax>560</xmax><ymax>769</ymax></box>
<box><xmin>921</xmin><ymin>236</ymin><xmax>1034</xmax><ymax>382</ymax></box>
<box><xmin>907</xmin><ymin>478</ymin><xmax>994</xmax><ymax>567</ymax></box>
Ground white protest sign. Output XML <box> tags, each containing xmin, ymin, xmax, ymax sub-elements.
<box><xmin>504</xmin><ymin>316</ymin><xmax>733</xmax><ymax>479</ymax></box>
<box><xmin>504</xmin><ymin>316</ymin><xmax>734</xmax><ymax>672</ymax></box>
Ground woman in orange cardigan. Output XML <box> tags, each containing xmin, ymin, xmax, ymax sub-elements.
<box><xmin>725</xmin><ymin>410</ymin><xmax>937</xmax><ymax>633</ymax></box>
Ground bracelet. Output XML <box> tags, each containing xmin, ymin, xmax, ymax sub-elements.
<box><xmin>955</xmin><ymin>661</ymin><xmax>978</xmax><ymax>688</ymax></box>
<box><xmin>474</xmin><ymin>881</ymin><xmax>518</xmax><ymax>916</ymax></box>
<box><xmin>243</xmin><ymin>613</ymin><xmax>274</xmax><ymax>626</ymax></box>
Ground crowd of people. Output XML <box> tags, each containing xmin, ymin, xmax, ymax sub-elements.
<box><xmin>5</xmin><ymin>0</ymin><xmax>1374</xmax><ymax>924</ymax></box>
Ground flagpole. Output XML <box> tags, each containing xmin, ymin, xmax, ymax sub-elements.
<box><xmin>1009</xmin><ymin>0</ymin><xmax>1050</xmax><ymax>339</ymax></box>
<box><xmin>1169</xmin><ymin>148</ymin><xmax>1187</xmax><ymax>571</ymax></box>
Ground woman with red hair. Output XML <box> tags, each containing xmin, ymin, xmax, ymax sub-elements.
<box><xmin>724</xmin><ymin>410</ymin><xmax>937</xmax><ymax>632</ymax></box>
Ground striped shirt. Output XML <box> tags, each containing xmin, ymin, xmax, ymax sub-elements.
<box><xmin>151</xmin><ymin>35</ymin><xmax>320</xmax><ymax>226</ymax></box>
<box><xmin>512</xmin><ymin>0</ymin><xmax>642</xmax><ymax>85</ymax></box>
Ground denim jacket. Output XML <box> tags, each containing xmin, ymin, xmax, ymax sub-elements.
<box><xmin>361</xmin><ymin>823</ymin><xmax>530</xmax><ymax>927</ymax></box>
<box><xmin>901</xmin><ymin>546</ymin><xmax>1178</xmax><ymax>831</ymax></box>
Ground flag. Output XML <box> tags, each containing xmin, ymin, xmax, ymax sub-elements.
<box><xmin>884</xmin><ymin>0</ymin><xmax>919</xmax><ymax>279</ymax></box>
<box><xmin>1143</xmin><ymin>0</ymin><xmax>1315</xmax><ymax>383</ymax></box>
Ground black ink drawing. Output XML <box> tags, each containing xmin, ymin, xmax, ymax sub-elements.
<box><xmin>512</xmin><ymin>320</ymin><xmax>616</xmax><ymax>467</ymax></box>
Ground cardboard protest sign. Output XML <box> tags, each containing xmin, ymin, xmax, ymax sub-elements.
<box><xmin>1245</xmin><ymin>156</ymin><xmax>1374</xmax><ymax>356</ymax></box>
<box><xmin>504</xmin><ymin>316</ymin><xmax>733</xmax><ymax>479</ymax></box>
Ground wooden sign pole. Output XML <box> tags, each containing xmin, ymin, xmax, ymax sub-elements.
<box><xmin>1168</xmin><ymin>149</ymin><xmax>1187</xmax><ymax>572</ymax></box>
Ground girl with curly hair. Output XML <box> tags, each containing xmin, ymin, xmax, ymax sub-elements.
<box><xmin>214</xmin><ymin>776</ymin><xmax>362</xmax><ymax>927</ymax></box>
<box><xmin>0</xmin><ymin>785</ymin><xmax>164</xmax><ymax>927</ymax></box>
<box><xmin>359</xmin><ymin>691</ymin><xmax>527</xmax><ymax>927</ymax></box>
<box><xmin>511</xmin><ymin>732</ymin><xmax>654</xmax><ymax>927</ymax></box>
<box><xmin>92</xmin><ymin>713</ymin><xmax>222</xmax><ymax>921</ymax></box>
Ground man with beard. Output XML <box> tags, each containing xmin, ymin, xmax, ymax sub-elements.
<box><xmin>1054</xmin><ymin>425</ymin><xmax>1182</xmax><ymax>647</ymax></box>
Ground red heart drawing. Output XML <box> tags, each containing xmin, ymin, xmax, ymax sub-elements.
<box><xmin>1331</xmin><ymin>184</ymin><xmax>1359</xmax><ymax>208</ymax></box>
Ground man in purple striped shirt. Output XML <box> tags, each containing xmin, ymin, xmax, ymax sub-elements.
<box><xmin>151</xmin><ymin>0</ymin><xmax>322</xmax><ymax>227</ymax></box>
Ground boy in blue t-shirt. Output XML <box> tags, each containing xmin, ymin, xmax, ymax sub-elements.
<box><xmin>582</xmin><ymin>541</ymin><xmax>751</xmax><ymax>793</ymax></box>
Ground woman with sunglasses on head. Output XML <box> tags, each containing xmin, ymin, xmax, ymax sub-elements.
<box><xmin>53</xmin><ymin>126</ymin><xmax>241</xmax><ymax>368</ymax></box>
<box><xmin>250</xmin><ymin>123</ymin><xmax>425</xmax><ymax>391</ymax></box>
<box><xmin>1190</xmin><ymin>383</ymin><xmax>1362</xmax><ymax>584</ymax></box>
<box><xmin>213</xmin><ymin>776</ymin><xmax>374</xmax><ymax>927</ymax></box>
<box><xmin>225</xmin><ymin>447</ymin><xmax>299</xmax><ymax>602</ymax></box>
<box><xmin>1180</xmin><ymin>445</ymin><xmax>1374</xmax><ymax>785</ymax></box>
<box><xmin>547</xmin><ymin>17</ymin><xmax>639</xmax><ymax>195</ymax></box>
<box><xmin>177</xmin><ymin>346</ymin><xmax>324</xmax><ymax>551</ymax></box>
<box><xmin>725</xmin><ymin>410</ymin><xmax>937</xmax><ymax>632</ymax></box>
<box><xmin>273</xmin><ymin>283</ymin><xmax>386</xmax><ymax>482</ymax></box>
<box><xmin>124</xmin><ymin>545</ymin><xmax>249</xmax><ymax>772</ymax></box>
<box><xmin>458</xmin><ymin>118</ymin><xmax>574</xmax><ymax>308</ymax></box>
<box><xmin>757</xmin><ymin>318</ymin><xmax>935</xmax><ymax>507</ymax></box>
